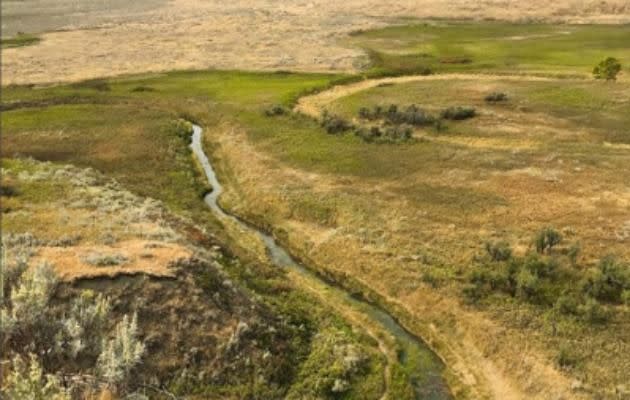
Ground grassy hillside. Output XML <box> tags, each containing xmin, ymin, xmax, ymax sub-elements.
<box><xmin>0</xmin><ymin>74</ymin><xmax>392</xmax><ymax>399</ymax></box>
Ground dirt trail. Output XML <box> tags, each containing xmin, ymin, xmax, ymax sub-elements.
<box><xmin>295</xmin><ymin>73</ymin><xmax>562</xmax><ymax>119</ymax></box>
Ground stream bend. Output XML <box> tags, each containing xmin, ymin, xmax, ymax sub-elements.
<box><xmin>190</xmin><ymin>123</ymin><xmax>452</xmax><ymax>400</ymax></box>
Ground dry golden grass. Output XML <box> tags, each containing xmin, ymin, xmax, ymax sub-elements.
<box><xmin>1</xmin><ymin>159</ymin><xmax>192</xmax><ymax>282</ymax></box>
<box><xmin>2</xmin><ymin>0</ymin><xmax>630</xmax><ymax>85</ymax></box>
<box><xmin>33</xmin><ymin>240</ymin><xmax>189</xmax><ymax>281</ymax></box>
<box><xmin>206</xmin><ymin>73</ymin><xmax>630</xmax><ymax>399</ymax></box>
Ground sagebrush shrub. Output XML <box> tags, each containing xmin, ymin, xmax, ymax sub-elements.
<box><xmin>440</xmin><ymin>106</ymin><xmax>476</xmax><ymax>120</ymax></box>
<box><xmin>485</xmin><ymin>241</ymin><xmax>512</xmax><ymax>261</ymax></box>
<box><xmin>60</xmin><ymin>290</ymin><xmax>111</xmax><ymax>358</ymax></box>
<box><xmin>97</xmin><ymin>313</ymin><xmax>145</xmax><ymax>385</ymax></box>
<box><xmin>578</xmin><ymin>298</ymin><xmax>609</xmax><ymax>324</ymax></box>
<box><xmin>321</xmin><ymin>112</ymin><xmax>353</xmax><ymax>135</ymax></box>
<box><xmin>582</xmin><ymin>256</ymin><xmax>629</xmax><ymax>303</ymax></box>
<box><xmin>4</xmin><ymin>354</ymin><xmax>70</xmax><ymax>400</ymax></box>
<box><xmin>534</xmin><ymin>227</ymin><xmax>562</xmax><ymax>254</ymax></box>
<box><xmin>593</xmin><ymin>57</ymin><xmax>622</xmax><ymax>81</ymax></box>
<box><xmin>9</xmin><ymin>262</ymin><xmax>58</xmax><ymax>327</ymax></box>
<box><xmin>83</xmin><ymin>252</ymin><xmax>128</xmax><ymax>267</ymax></box>
<box><xmin>264</xmin><ymin>104</ymin><xmax>287</xmax><ymax>117</ymax></box>
<box><xmin>484</xmin><ymin>92</ymin><xmax>508</xmax><ymax>102</ymax></box>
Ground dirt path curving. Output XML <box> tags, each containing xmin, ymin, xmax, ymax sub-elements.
<box><xmin>295</xmin><ymin>73</ymin><xmax>564</xmax><ymax>119</ymax></box>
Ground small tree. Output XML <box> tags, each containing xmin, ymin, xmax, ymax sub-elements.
<box><xmin>593</xmin><ymin>57</ymin><xmax>622</xmax><ymax>81</ymax></box>
<box><xmin>534</xmin><ymin>228</ymin><xmax>562</xmax><ymax>254</ymax></box>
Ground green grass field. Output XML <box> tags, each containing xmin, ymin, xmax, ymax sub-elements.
<box><xmin>345</xmin><ymin>22</ymin><xmax>630</xmax><ymax>77</ymax></box>
<box><xmin>1</xmin><ymin>32</ymin><xmax>40</xmax><ymax>48</ymax></box>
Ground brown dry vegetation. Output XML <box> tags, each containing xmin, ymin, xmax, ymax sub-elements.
<box><xmin>2</xmin><ymin>0</ymin><xmax>630</xmax><ymax>85</ymax></box>
<box><xmin>206</xmin><ymin>74</ymin><xmax>630</xmax><ymax>399</ymax></box>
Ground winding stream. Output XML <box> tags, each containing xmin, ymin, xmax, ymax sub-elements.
<box><xmin>190</xmin><ymin>124</ymin><xmax>452</xmax><ymax>399</ymax></box>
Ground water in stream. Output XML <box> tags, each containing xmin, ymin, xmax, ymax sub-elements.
<box><xmin>190</xmin><ymin>124</ymin><xmax>452</xmax><ymax>399</ymax></box>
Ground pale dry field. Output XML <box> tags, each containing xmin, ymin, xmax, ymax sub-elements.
<box><xmin>3</xmin><ymin>0</ymin><xmax>630</xmax><ymax>85</ymax></box>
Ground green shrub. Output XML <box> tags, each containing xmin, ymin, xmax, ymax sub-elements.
<box><xmin>554</xmin><ymin>293</ymin><xmax>580</xmax><ymax>316</ymax></box>
<box><xmin>61</xmin><ymin>290</ymin><xmax>111</xmax><ymax>358</ymax></box>
<box><xmin>485</xmin><ymin>241</ymin><xmax>512</xmax><ymax>261</ymax></box>
<box><xmin>97</xmin><ymin>313</ymin><xmax>145</xmax><ymax>386</ymax></box>
<box><xmin>534</xmin><ymin>227</ymin><xmax>562</xmax><ymax>254</ymax></box>
<box><xmin>384</xmin><ymin>124</ymin><xmax>413</xmax><ymax>141</ymax></box>
<box><xmin>264</xmin><ymin>104</ymin><xmax>288</xmax><ymax>117</ymax></box>
<box><xmin>130</xmin><ymin>86</ymin><xmax>155</xmax><ymax>92</ymax></box>
<box><xmin>484</xmin><ymin>92</ymin><xmax>508</xmax><ymax>102</ymax></box>
<box><xmin>567</xmin><ymin>242</ymin><xmax>581</xmax><ymax>266</ymax></box>
<box><xmin>355</xmin><ymin>126</ymin><xmax>383</xmax><ymax>143</ymax></box>
<box><xmin>439</xmin><ymin>56</ymin><xmax>472</xmax><ymax>64</ymax></box>
<box><xmin>462</xmin><ymin>283</ymin><xmax>484</xmax><ymax>303</ymax></box>
<box><xmin>578</xmin><ymin>298</ymin><xmax>609</xmax><ymax>324</ymax></box>
<box><xmin>357</xmin><ymin>104</ymin><xmax>435</xmax><ymax>126</ymax></box>
<box><xmin>462</xmin><ymin>283</ymin><xmax>484</xmax><ymax>304</ymax></box>
<box><xmin>556</xmin><ymin>344</ymin><xmax>579</xmax><ymax>369</ymax></box>
<box><xmin>8</xmin><ymin>262</ymin><xmax>58</xmax><ymax>328</ymax></box>
<box><xmin>321</xmin><ymin>112</ymin><xmax>353</xmax><ymax>135</ymax></box>
<box><xmin>83</xmin><ymin>252</ymin><xmax>128</xmax><ymax>267</ymax></box>
<box><xmin>71</xmin><ymin>79</ymin><xmax>111</xmax><ymax>92</ymax></box>
<box><xmin>4</xmin><ymin>354</ymin><xmax>70</xmax><ymax>400</ymax></box>
<box><xmin>440</xmin><ymin>106</ymin><xmax>476</xmax><ymax>120</ymax></box>
<box><xmin>593</xmin><ymin>57</ymin><xmax>622</xmax><ymax>81</ymax></box>
<box><xmin>523</xmin><ymin>254</ymin><xmax>557</xmax><ymax>279</ymax></box>
<box><xmin>581</xmin><ymin>256</ymin><xmax>629</xmax><ymax>303</ymax></box>
<box><xmin>169</xmin><ymin>119</ymin><xmax>194</xmax><ymax>143</ymax></box>
<box><xmin>515</xmin><ymin>268</ymin><xmax>540</xmax><ymax>300</ymax></box>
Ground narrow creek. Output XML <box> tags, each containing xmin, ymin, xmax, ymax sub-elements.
<box><xmin>190</xmin><ymin>124</ymin><xmax>452</xmax><ymax>400</ymax></box>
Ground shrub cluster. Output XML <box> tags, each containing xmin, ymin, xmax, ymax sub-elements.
<box><xmin>71</xmin><ymin>79</ymin><xmax>111</xmax><ymax>92</ymax></box>
<box><xmin>264</xmin><ymin>104</ymin><xmax>288</xmax><ymax>117</ymax></box>
<box><xmin>464</xmin><ymin>228</ymin><xmax>629</xmax><ymax>325</ymax></box>
<box><xmin>440</xmin><ymin>106</ymin><xmax>476</xmax><ymax>120</ymax></box>
<box><xmin>83</xmin><ymin>252</ymin><xmax>128</xmax><ymax>267</ymax></box>
<box><xmin>169</xmin><ymin>118</ymin><xmax>194</xmax><ymax>143</ymax></box>
<box><xmin>321</xmin><ymin>112</ymin><xmax>353</xmax><ymax>135</ymax></box>
<box><xmin>484</xmin><ymin>92</ymin><xmax>508</xmax><ymax>102</ymax></box>
<box><xmin>534</xmin><ymin>227</ymin><xmax>562</xmax><ymax>254</ymax></box>
<box><xmin>358</xmin><ymin>104</ymin><xmax>436</xmax><ymax>127</ymax></box>
<box><xmin>354</xmin><ymin>124</ymin><xmax>413</xmax><ymax>143</ymax></box>
<box><xmin>1</xmin><ymin>262</ymin><xmax>146</xmax><ymax>396</ymax></box>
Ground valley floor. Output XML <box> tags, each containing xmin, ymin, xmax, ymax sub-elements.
<box><xmin>2</xmin><ymin>18</ymin><xmax>629</xmax><ymax>400</ymax></box>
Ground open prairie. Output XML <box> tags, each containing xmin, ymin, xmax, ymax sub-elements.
<box><xmin>2</xmin><ymin>0</ymin><xmax>630</xmax><ymax>85</ymax></box>
<box><xmin>2</xmin><ymin>3</ymin><xmax>630</xmax><ymax>400</ymax></box>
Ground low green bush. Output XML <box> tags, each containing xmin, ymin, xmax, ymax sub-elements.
<box><xmin>321</xmin><ymin>112</ymin><xmax>353</xmax><ymax>135</ymax></box>
<box><xmin>484</xmin><ymin>92</ymin><xmax>508</xmax><ymax>102</ymax></box>
<box><xmin>71</xmin><ymin>79</ymin><xmax>111</xmax><ymax>92</ymax></box>
<box><xmin>357</xmin><ymin>104</ymin><xmax>435</xmax><ymax>127</ymax></box>
<box><xmin>578</xmin><ymin>298</ymin><xmax>609</xmax><ymax>324</ymax></box>
<box><xmin>554</xmin><ymin>292</ymin><xmax>580</xmax><ymax>316</ymax></box>
<box><xmin>485</xmin><ymin>241</ymin><xmax>512</xmax><ymax>261</ymax></box>
<box><xmin>354</xmin><ymin>125</ymin><xmax>412</xmax><ymax>143</ymax></box>
<box><xmin>264</xmin><ymin>104</ymin><xmax>288</xmax><ymax>117</ymax></box>
<box><xmin>534</xmin><ymin>227</ymin><xmax>562</xmax><ymax>254</ymax></box>
<box><xmin>556</xmin><ymin>344</ymin><xmax>579</xmax><ymax>369</ymax></box>
<box><xmin>581</xmin><ymin>256</ymin><xmax>629</xmax><ymax>303</ymax></box>
<box><xmin>440</xmin><ymin>106</ymin><xmax>476</xmax><ymax>120</ymax></box>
